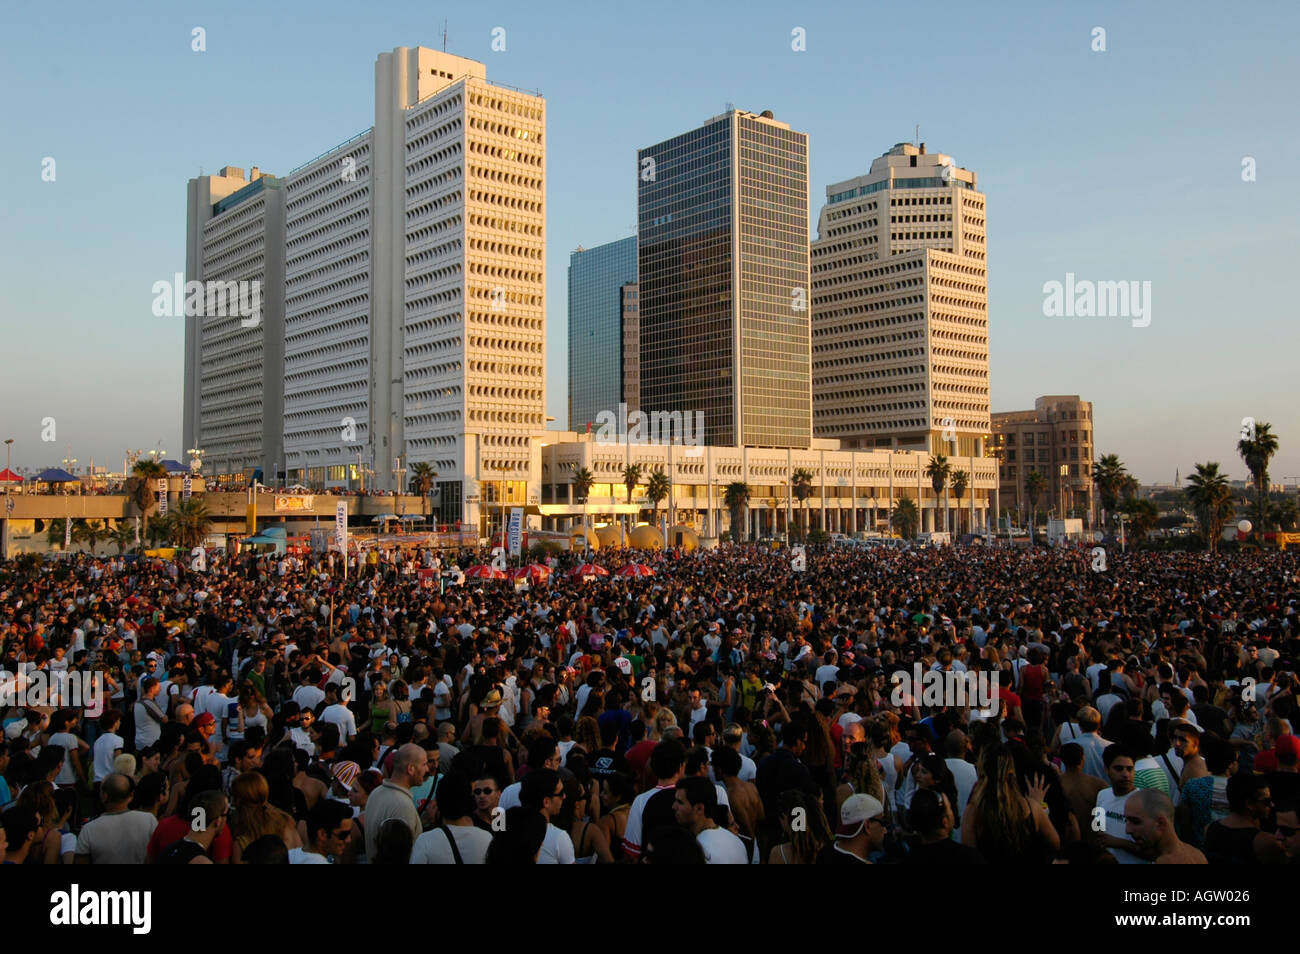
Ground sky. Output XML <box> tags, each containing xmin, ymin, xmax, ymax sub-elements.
<box><xmin>2</xmin><ymin>0</ymin><xmax>1297</xmax><ymax>484</ymax></box>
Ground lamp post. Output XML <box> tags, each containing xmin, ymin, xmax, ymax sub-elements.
<box><xmin>4</xmin><ymin>438</ymin><xmax>12</xmax><ymax>495</ymax></box>
<box><xmin>187</xmin><ymin>447</ymin><xmax>204</xmax><ymax>475</ymax></box>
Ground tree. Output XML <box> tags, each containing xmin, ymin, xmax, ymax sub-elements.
<box><xmin>1094</xmin><ymin>454</ymin><xmax>1129</xmax><ymax>527</ymax></box>
<box><xmin>622</xmin><ymin>464</ymin><xmax>642</xmax><ymax>504</ymax></box>
<box><xmin>47</xmin><ymin>518</ymin><xmax>74</xmax><ymax>549</ymax></box>
<box><xmin>168</xmin><ymin>498</ymin><xmax>211</xmax><ymax>549</ymax></box>
<box><xmin>1270</xmin><ymin>496</ymin><xmax>1299</xmax><ymax>532</ymax></box>
<box><xmin>571</xmin><ymin>467</ymin><xmax>594</xmax><ymax>503</ymax></box>
<box><xmin>645</xmin><ymin>467</ymin><xmax>670</xmax><ymax>527</ymax></box>
<box><xmin>723</xmin><ymin>482</ymin><xmax>752</xmax><ymax>544</ymax></box>
<box><xmin>146</xmin><ymin>515</ymin><xmax>171</xmax><ymax>548</ymax></box>
<box><xmin>1237</xmin><ymin>421</ymin><xmax>1279</xmax><ymax>530</ymax></box>
<box><xmin>892</xmin><ymin>497</ymin><xmax>919</xmax><ymax>540</ymax></box>
<box><xmin>129</xmin><ymin>460</ymin><xmax>168</xmax><ymax>527</ymax></box>
<box><xmin>1185</xmin><ymin>462</ymin><xmax>1234</xmax><ymax>553</ymax></box>
<box><xmin>791</xmin><ymin>468</ymin><xmax>814</xmax><ymax>537</ymax></box>
<box><xmin>75</xmin><ymin>519</ymin><xmax>107</xmax><ymax>554</ymax></box>
<box><xmin>409</xmin><ymin>462</ymin><xmax>437</xmax><ymax>518</ymax></box>
<box><xmin>950</xmin><ymin>470</ymin><xmax>969</xmax><ymax>536</ymax></box>
<box><xmin>926</xmin><ymin>454</ymin><xmax>951</xmax><ymax>534</ymax></box>
<box><xmin>1116</xmin><ymin>497</ymin><xmax>1158</xmax><ymax>541</ymax></box>
<box><xmin>1025</xmin><ymin>470</ymin><xmax>1047</xmax><ymax>541</ymax></box>
<box><xmin>110</xmin><ymin>521</ymin><xmax>136</xmax><ymax>555</ymax></box>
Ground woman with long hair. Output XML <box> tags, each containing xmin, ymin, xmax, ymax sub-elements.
<box><xmin>910</xmin><ymin>753</ymin><xmax>960</xmax><ymax>834</ymax></box>
<box><xmin>231</xmin><ymin>683</ymin><xmax>272</xmax><ymax>742</ymax></box>
<box><xmin>767</xmin><ymin>789</ymin><xmax>833</xmax><ymax>864</ymax></box>
<box><xmin>361</xmin><ymin>679</ymin><xmax>393</xmax><ymax>734</ymax></box>
<box><xmin>961</xmin><ymin>744</ymin><xmax>1058</xmax><ymax>864</ymax></box>
<box><xmin>229</xmin><ymin>770</ymin><xmax>302</xmax><ymax>863</ymax></box>
<box><xmin>572</xmin><ymin>716</ymin><xmax>601</xmax><ymax>756</ymax></box>
<box><xmin>837</xmin><ymin>741</ymin><xmax>886</xmax><ymax>812</ymax></box>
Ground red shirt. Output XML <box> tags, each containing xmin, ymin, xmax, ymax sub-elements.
<box><xmin>147</xmin><ymin>813</ymin><xmax>232</xmax><ymax>863</ymax></box>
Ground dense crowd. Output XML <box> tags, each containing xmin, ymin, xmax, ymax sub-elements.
<box><xmin>1</xmin><ymin>540</ymin><xmax>1298</xmax><ymax>865</ymax></box>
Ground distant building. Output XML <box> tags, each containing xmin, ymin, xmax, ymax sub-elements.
<box><xmin>991</xmin><ymin>395</ymin><xmax>1095</xmax><ymax>524</ymax></box>
<box><xmin>567</xmin><ymin>237</ymin><xmax>637</xmax><ymax>431</ymax></box>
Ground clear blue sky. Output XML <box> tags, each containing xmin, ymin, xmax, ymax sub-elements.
<box><xmin>2</xmin><ymin>0</ymin><xmax>1297</xmax><ymax>484</ymax></box>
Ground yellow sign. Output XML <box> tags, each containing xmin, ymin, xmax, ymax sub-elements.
<box><xmin>274</xmin><ymin>495</ymin><xmax>315</xmax><ymax>512</ymax></box>
<box><xmin>1277</xmin><ymin>532</ymin><xmax>1300</xmax><ymax>551</ymax></box>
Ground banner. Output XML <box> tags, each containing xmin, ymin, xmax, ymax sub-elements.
<box><xmin>64</xmin><ymin>514</ymin><xmax>71</xmax><ymax>550</ymax></box>
<box><xmin>508</xmin><ymin>507</ymin><xmax>523</xmax><ymax>557</ymax></box>
<box><xmin>157</xmin><ymin>478</ymin><xmax>168</xmax><ymax>517</ymax></box>
<box><xmin>334</xmin><ymin>502</ymin><xmax>347</xmax><ymax>553</ymax></box>
<box><xmin>183</xmin><ymin>475</ymin><xmax>192</xmax><ymax>500</ymax></box>
<box><xmin>418</xmin><ymin>568</ymin><xmax>437</xmax><ymax>589</ymax></box>
<box><xmin>275</xmin><ymin>494</ymin><xmax>315</xmax><ymax>512</ymax></box>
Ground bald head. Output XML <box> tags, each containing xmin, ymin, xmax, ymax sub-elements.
<box><xmin>389</xmin><ymin>744</ymin><xmax>429</xmax><ymax>790</ymax></box>
<box><xmin>101</xmin><ymin>772</ymin><xmax>133</xmax><ymax>807</ymax></box>
<box><xmin>1127</xmin><ymin>788</ymin><xmax>1175</xmax><ymax>824</ymax></box>
<box><xmin>175</xmin><ymin>704</ymin><xmax>195</xmax><ymax>725</ymax></box>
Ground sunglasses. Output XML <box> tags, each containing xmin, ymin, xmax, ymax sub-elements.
<box><xmin>472</xmin><ymin>788</ymin><xmax>497</xmax><ymax>796</ymax></box>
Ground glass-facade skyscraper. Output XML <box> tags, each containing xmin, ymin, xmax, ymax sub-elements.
<box><xmin>637</xmin><ymin>109</ymin><xmax>810</xmax><ymax>448</ymax></box>
<box><xmin>567</xmin><ymin>236</ymin><xmax>637</xmax><ymax>431</ymax></box>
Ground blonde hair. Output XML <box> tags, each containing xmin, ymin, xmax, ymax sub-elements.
<box><xmin>114</xmin><ymin>753</ymin><xmax>138</xmax><ymax>778</ymax></box>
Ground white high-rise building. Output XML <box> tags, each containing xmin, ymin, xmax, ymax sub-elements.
<box><xmin>183</xmin><ymin>166</ymin><xmax>284</xmax><ymax>479</ymax></box>
<box><xmin>186</xmin><ymin>47</ymin><xmax>545</xmax><ymax>531</ymax></box>
<box><xmin>811</xmin><ymin>143</ymin><xmax>988</xmax><ymax>459</ymax></box>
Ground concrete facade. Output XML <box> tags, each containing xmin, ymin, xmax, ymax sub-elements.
<box><xmin>991</xmin><ymin>395</ymin><xmax>1096</xmax><ymax>525</ymax></box>
<box><xmin>811</xmin><ymin>143</ymin><xmax>989</xmax><ymax>457</ymax></box>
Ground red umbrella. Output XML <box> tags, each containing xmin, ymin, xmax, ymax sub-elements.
<box><xmin>465</xmin><ymin>564</ymin><xmax>506</xmax><ymax>580</ymax></box>
<box><xmin>570</xmin><ymin>563</ymin><xmax>608</xmax><ymax>578</ymax></box>
<box><xmin>506</xmin><ymin>565</ymin><xmax>550</xmax><ymax>584</ymax></box>
<box><xmin>616</xmin><ymin>563</ymin><xmax>655</xmax><ymax>578</ymax></box>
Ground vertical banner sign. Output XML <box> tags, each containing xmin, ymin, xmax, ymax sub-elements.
<box><xmin>157</xmin><ymin>478</ymin><xmax>168</xmax><ymax>517</ymax></box>
<box><xmin>508</xmin><ymin>507</ymin><xmax>523</xmax><ymax>557</ymax></box>
<box><xmin>334</xmin><ymin>501</ymin><xmax>347</xmax><ymax>556</ymax></box>
<box><xmin>183</xmin><ymin>474</ymin><xmax>192</xmax><ymax>500</ymax></box>
<box><xmin>64</xmin><ymin>514</ymin><xmax>71</xmax><ymax>550</ymax></box>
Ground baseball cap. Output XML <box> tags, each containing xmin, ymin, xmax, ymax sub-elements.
<box><xmin>193</xmin><ymin>713</ymin><xmax>216</xmax><ymax>728</ymax></box>
<box><xmin>836</xmin><ymin>794</ymin><xmax>885</xmax><ymax>838</ymax></box>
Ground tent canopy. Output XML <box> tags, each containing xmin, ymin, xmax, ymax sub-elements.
<box><xmin>34</xmin><ymin>468</ymin><xmax>79</xmax><ymax>482</ymax></box>
<box><xmin>159</xmin><ymin>459</ymin><xmax>189</xmax><ymax>473</ymax></box>
<box><xmin>0</xmin><ymin>468</ymin><xmax>21</xmax><ymax>483</ymax></box>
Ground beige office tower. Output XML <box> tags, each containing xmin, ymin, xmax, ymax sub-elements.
<box><xmin>183</xmin><ymin>166</ymin><xmax>285</xmax><ymax>478</ymax></box>
<box><xmin>273</xmin><ymin>47</ymin><xmax>544</xmax><ymax>528</ymax></box>
<box><xmin>811</xmin><ymin>142</ymin><xmax>988</xmax><ymax>457</ymax></box>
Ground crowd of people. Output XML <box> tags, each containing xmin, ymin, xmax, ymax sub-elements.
<box><xmin>1</xmin><ymin>539</ymin><xmax>1298</xmax><ymax>866</ymax></box>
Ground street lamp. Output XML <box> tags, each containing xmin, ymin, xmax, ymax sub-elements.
<box><xmin>3</xmin><ymin>438</ymin><xmax>12</xmax><ymax>495</ymax></box>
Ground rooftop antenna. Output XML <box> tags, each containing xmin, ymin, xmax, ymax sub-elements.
<box><xmin>915</xmin><ymin>124</ymin><xmax>919</xmax><ymax>147</ymax></box>
<box><xmin>443</xmin><ymin>19</ymin><xmax>448</xmax><ymax>52</ymax></box>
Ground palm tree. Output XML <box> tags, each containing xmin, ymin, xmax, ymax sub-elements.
<box><xmin>1237</xmin><ymin>422</ymin><xmax>1279</xmax><ymax>528</ymax></box>
<box><xmin>646</xmin><ymin>467</ymin><xmax>670</xmax><ymax>529</ymax></box>
<box><xmin>110</xmin><ymin>521</ymin><xmax>136</xmax><ymax>555</ymax></box>
<box><xmin>1185</xmin><ymin>462</ymin><xmax>1234</xmax><ymax>553</ymax></box>
<box><xmin>791</xmin><ymin>467</ymin><xmax>814</xmax><ymax>539</ymax></box>
<box><xmin>891</xmin><ymin>497</ymin><xmax>920</xmax><ymax>540</ymax></box>
<box><xmin>75</xmin><ymin>519</ymin><xmax>107</xmax><ymax>554</ymax></box>
<box><xmin>723</xmin><ymin>481</ymin><xmax>752</xmax><ymax>543</ymax></box>
<box><xmin>1270</xmin><ymin>496</ymin><xmax>1299</xmax><ymax>532</ymax></box>
<box><xmin>926</xmin><ymin>454</ymin><xmax>951</xmax><ymax>535</ymax></box>
<box><xmin>168</xmin><ymin>498</ymin><xmax>212</xmax><ymax>549</ymax></box>
<box><xmin>622</xmin><ymin>463</ymin><xmax>643</xmax><ymax>530</ymax></box>
<box><xmin>409</xmin><ymin>462</ymin><xmax>437</xmax><ymax>518</ymax></box>
<box><xmin>1094</xmin><ymin>454</ymin><xmax>1129</xmax><ymax>528</ymax></box>
<box><xmin>950</xmin><ymin>470</ymin><xmax>969</xmax><ymax>537</ymax></box>
<box><xmin>146</xmin><ymin>515</ymin><xmax>171</xmax><ymax>548</ymax></box>
<box><xmin>47</xmin><ymin>518</ymin><xmax>74</xmax><ymax>549</ymax></box>
<box><xmin>129</xmin><ymin>459</ymin><xmax>168</xmax><ymax>528</ymax></box>
<box><xmin>1025</xmin><ymin>470</ymin><xmax>1047</xmax><ymax>542</ymax></box>
<box><xmin>571</xmin><ymin>466</ymin><xmax>595</xmax><ymax>543</ymax></box>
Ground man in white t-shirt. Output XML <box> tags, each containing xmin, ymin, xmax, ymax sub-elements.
<box><xmin>292</xmin><ymin>667</ymin><xmax>326</xmax><ymax>713</ymax></box>
<box><xmin>92</xmin><ymin>711</ymin><xmax>125</xmax><ymax>784</ymax></box>
<box><xmin>290</xmin><ymin>800</ymin><xmax>354</xmax><ymax>864</ymax></box>
<box><xmin>815</xmin><ymin>651</ymin><xmax>841</xmax><ymax>690</ymax></box>
<box><xmin>318</xmin><ymin>683</ymin><xmax>358</xmax><ymax>745</ymax></box>
<box><xmin>198</xmin><ymin>673</ymin><xmax>236</xmax><ymax>748</ymax></box>
<box><xmin>1095</xmin><ymin>746</ymin><xmax>1149</xmax><ymax>864</ymax></box>
<box><xmin>410</xmin><ymin>776</ymin><xmax>492</xmax><ymax>864</ymax></box>
<box><xmin>673</xmin><ymin>777</ymin><xmax>748</xmax><ymax>863</ymax></box>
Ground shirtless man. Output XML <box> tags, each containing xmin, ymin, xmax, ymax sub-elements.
<box><xmin>1125</xmin><ymin>788</ymin><xmax>1206</xmax><ymax>864</ymax></box>
<box><xmin>1059</xmin><ymin>742</ymin><xmax>1107</xmax><ymax>841</ymax></box>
